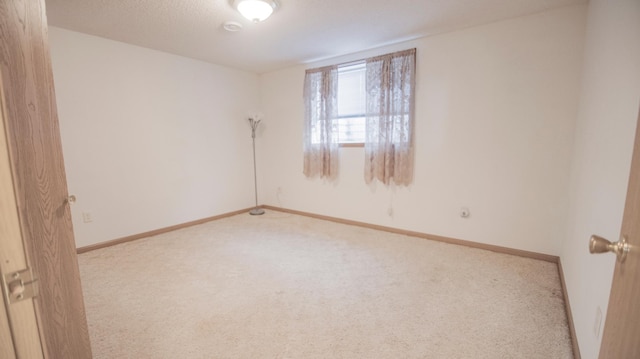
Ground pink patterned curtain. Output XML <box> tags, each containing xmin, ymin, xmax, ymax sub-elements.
<box><xmin>364</xmin><ymin>49</ymin><xmax>416</xmax><ymax>186</ymax></box>
<box><xmin>303</xmin><ymin>65</ymin><xmax>339</xmax><ymax>180</ymax></box>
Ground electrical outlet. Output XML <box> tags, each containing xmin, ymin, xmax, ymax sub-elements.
<box><xmin>82</xmin><ymin>212</ymin><xmax>93</xmax><ymax>223</ymax></box>
<box><xmin>594</xmin><ymin>306</ymin><xmax>603</xmax><ymax>338</ymax></box>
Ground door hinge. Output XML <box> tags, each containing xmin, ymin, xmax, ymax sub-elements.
<box><xmin>3</xmin><ymin>268</ymin><xmax>38</xmax><ymax>304</ymax></box>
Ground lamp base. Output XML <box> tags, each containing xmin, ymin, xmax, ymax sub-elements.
<box><xmin>249</xmin><ymin>207</ymin><xmax>265</xmax><ymax>216</ymax></box>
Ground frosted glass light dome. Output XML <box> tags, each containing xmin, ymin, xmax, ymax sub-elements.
<box><xmin>235</xmin><ymin>0</ymin><xmax>278</xmax><ymax>23</ymax></box>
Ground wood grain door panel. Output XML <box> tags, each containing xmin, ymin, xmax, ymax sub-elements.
<box><xmin>598</xmin><ymin>107</ymin><xmax>640</xmax><ymax>358</ymax></box>
<box><xmin>0</xmin><ymin>70</ymin><xmax>44</xmax><ymax>359</ymax></box>
<box><xmin>0</xmin><ymin>1</ymin><xmax>92</xmax><ymax>357</ymax></box>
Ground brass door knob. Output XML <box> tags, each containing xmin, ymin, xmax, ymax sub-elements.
<box><xmin>589</xmin><ymin>235</ymin><xmax>630</xmax><ymax>263</ymax></box>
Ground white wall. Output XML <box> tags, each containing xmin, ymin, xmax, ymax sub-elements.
<box><xmin>49</xmin><ymin>28</ymin><xmax>260</xmax><ymax>247</ymax></box>
<box><xmin>259</xmin><ymin>5</ymin><xmax>586</xmax><ymax>255</ymax></box>
<box><xmin>561</xmin><ymin>0</ymin><xmax>640</xmax><ymax>358</ymax></box>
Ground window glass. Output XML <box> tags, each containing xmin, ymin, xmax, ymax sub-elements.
<box><xmin>337</xmin><ymin>63</ymin><xmax>366</xmax><ymax>144</ymax></box>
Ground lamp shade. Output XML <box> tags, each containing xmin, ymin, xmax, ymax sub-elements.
<box><xmin>235</xmin><ymin>0</ymin><xmax>277</xmax><ymax>23</ymax></box>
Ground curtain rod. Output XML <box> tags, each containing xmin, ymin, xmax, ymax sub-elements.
<box><xmin>338</xmin><ymin>59</ymin><xmax>366</xmax><ymax>68</ymax></box>
<box><xmin>306</xmin><ymin>48</ymin><xmax>416</xmax><ymax>72</ymax></box>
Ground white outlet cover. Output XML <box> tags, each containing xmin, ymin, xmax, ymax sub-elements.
<box><xmin>82</xmin><ymin>212</ymin><xmax>93</xmax><ymax>223</ymax></box>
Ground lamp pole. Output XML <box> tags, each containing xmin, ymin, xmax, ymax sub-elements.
<box><xmin>249</xmin><ymin>118</ymin><xmax>265</xmax><ymax>215</ymax></box>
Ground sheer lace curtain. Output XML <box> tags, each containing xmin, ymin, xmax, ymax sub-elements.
<box><xmin>364</xmin><ymin>48</ymin><xmax>416</xmax><ymax>186</ymax></box>
<box><xmin>303</xmin><ymin>65</ymin><xmax>339</xmax><ymax>180</ymax></box>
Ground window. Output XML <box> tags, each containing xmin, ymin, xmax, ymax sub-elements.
<box><xmin>303</xmin><ymin>48</ymin><xmax>415</xmax><ymax>184</ymax></box>
<box><xmin>307</xmin><ymin>63</ymin><xmax>366</xmax><ymax>145</ymax></box>
<box><xmin>336</xmin><ymin>62</ymin><xmax>366</xmax><ymax>144</ymax></box>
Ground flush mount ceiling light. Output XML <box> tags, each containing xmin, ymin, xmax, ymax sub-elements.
<box><xmin>234</xmin><ymin>0</ymin><xmax>278</xmax><ymax>23</ymax></box>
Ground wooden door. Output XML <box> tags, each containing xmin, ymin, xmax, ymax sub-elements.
<box><xmin>0</xmin><ymin>1</ymin><xmax>92</xmax><ymax>358</ymax></box>
<box><xmin>598</xmin><ymin>107</ymin><xmax>640</xmax><ymax>358</ymax></box>
<box><xmin>0</xmin><ymin>71</ymin><xmax>44</xmax><ymax>359</ymax></box>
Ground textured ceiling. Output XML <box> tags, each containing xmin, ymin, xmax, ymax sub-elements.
<box><xmin>45</xmin><ymin>0</ymin><xmax>586</xmax><ymax>74</ymax></box>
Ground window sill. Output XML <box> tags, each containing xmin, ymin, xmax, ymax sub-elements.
<box><xmin>340</xmin><ymin>143</ymin><xmax>364</xmax><ymax>148</ymax></box>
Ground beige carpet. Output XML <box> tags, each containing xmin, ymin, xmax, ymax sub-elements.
<box><xmin>78</xmin><ymin>210</ymin><xmax>573</xmax><ymax>358</ymax></box>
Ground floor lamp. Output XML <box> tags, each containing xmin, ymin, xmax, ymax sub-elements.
<box><xmin>249</xmin><ymin>117</ymin><xmax>265</xmax><ymax>215</ymax></box>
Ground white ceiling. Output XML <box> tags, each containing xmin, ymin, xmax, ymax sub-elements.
<box><xmin>45</xmin><ymin>0</ymin><xmax>586</xmax><ymax>74</ymax></box>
